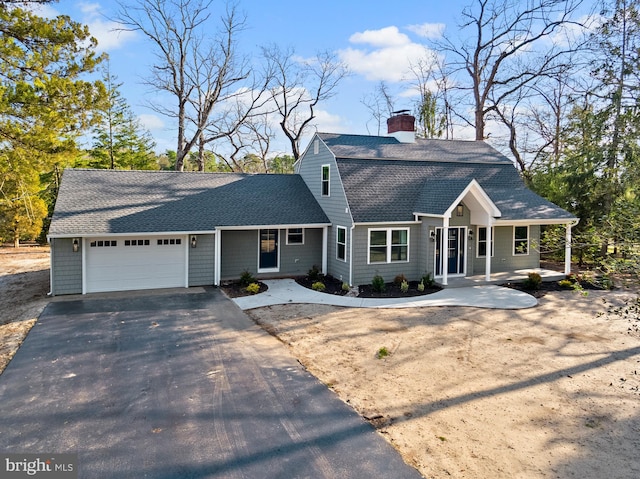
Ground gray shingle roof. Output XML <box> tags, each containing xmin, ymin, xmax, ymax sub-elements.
<box><xmin>318</xmin><ymin>133</ymin><xmax>514</xmax><ymax>163</ymax></box>
<box><xmin>49</xmin><ymin>169</ymin><xmax>329</xmax><ymax>236</ymax></box>
<box><xmin>334</xmin><ymin>158</ymin><xmax>576</xmax><ymax>223</ymax></box>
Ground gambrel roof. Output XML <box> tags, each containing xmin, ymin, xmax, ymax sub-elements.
<box><xmin>49</xmin><ymin>169</ymin><xmax>329</xmax><ymax>236</ymax></box>
<box><xmin>316</xmin><ymin>133</ymin><xmax>577</xmax><ymax>224</ymax></box>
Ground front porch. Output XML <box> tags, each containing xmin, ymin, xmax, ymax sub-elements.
<box><xmin>441</xmin><ymin>268</ymin><xmax>566</xmax><ymax>288</ymax></box>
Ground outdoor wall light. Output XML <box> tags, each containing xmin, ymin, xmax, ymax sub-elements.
<box><xmin>456</xmin><ymin>204</ymin><xmax>464</xmax><ymax>216</ymax></box>
<box><xmin>191</xmin><ymin>235</ymin><xmax>197</xmax><ymax>248</ymax></box>
<box><xmin>429</xmin><ymin>230</ymin><xmax>436</xmax><ymax>241</ymax></box>
<box><xmin>468</xmin><ymin>229</ymin><xmax>474</xmax><ymax>240</ymax></box>
<box><xmin>72</xmin><ymin>238</ymin><xmax>79</xmax><ymax>252</ymax></box>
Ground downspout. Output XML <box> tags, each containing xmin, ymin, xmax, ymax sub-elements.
<box><xmin>321</xmin><ymin>226</ymin><xmax>328</xmax><ymax>275</ymax></box>
<box><xmin>48</xmin><ymin>237</ymin><xmax>54</xmax><ymax>296</ymax></box>
<box><xmin>349</xmin><ymin>224</ymin><xmax>355</xmax><ymax>286</ymax></box>
<box><xmin>214</xmin><ymin>229</ymin><xmax>221</xmax><ymax>286</ymax></box>
<box><xmin>185</xmin><ymin>234</ymin><xmax>190</xmax><ymax>288</ymax></box>
<box><xmin>81</xmin><ymin>237</ymin><xmax>87</xmax><ymax>294</ymax></box>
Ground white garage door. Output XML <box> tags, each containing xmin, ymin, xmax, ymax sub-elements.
<box><xmin>85</xmin><ymin>236</ymin><xmax>187</xmax><ymax>293</ymax></box>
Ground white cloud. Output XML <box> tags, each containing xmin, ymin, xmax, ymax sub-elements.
<box><xmin>406</xmin><ymin>23</ymin><xmax>446</xmax><ymax>39</ymax></box>
<box><xmin>349</xmin><ymin>26</ymin><xmax>411</xmax><ymax>48</ymax></box>
<box><xmin>313</xmin><ymin>109</ymin><xmax>347</xmax><ymax>133</ymax></box>
<box><xmin>74</xmin><ymin>2</ymin><xmax>137</xmax><ymax>52</ymax></box>
<box><xmin>340</xmin><ymin>42</ymin><xmax>431</xmax><ymax>82</ymax></box>
<box><xmin>138</xmin><ymin>114</ymin><xmax>165</xmax><ymax>131</ymax></box>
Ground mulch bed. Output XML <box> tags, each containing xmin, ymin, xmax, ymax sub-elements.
<box><xmin>502</xmin><ymin>279</ymin><xmax>609</xmax><ymax>298</ymax></box>
<box><xmin>357</xmin><ymin>281</ymin><xmax>442</xmax><ymax>298</ymax></box>
<box><xmin>295</xmin><ymin>275</ymin><xmax>348</xmax><ymax>295</ymax></box>
<box><xmin>220</xmin><ymin>281</ymin><xmax>268</xmax><ymax>298</ymax></box>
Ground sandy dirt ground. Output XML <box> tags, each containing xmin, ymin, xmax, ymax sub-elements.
<box><xmin>0</xmin><ymin>247</ymin><xmax>50</xmax><ymax>373</ymax></box>
<box><xmin>248</xmin><ymin>290</ymin><xmax>640</xmax><ymax>479</ymax></box>
<box><xmin>2</xmin><ymin>247</ymin><xmax>639</xmax><ymax>478</ymax></box>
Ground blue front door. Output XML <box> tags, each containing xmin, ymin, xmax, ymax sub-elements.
<box><xmin>435</xmin><ymin>227</ymin><xmax>465</xmax><ymax>276</ymax></box>
<box><xmin>259</xmin><ymin>229</ymin><xmax>278</xmax><ymax>270</ymax></box>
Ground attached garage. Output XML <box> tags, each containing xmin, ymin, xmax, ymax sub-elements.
<box><xmin>85</xmin><ymin>236</ymin><xmax>187</xmax><ymax>293</ymax></box>
<box><xmin>48</xmin><ymin>169</ymin><xmax>330</xmax><ymax>296</ymax></box>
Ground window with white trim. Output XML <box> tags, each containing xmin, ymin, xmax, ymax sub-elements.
<box><xmin>368</xmin><ymin>228</ymin><xmax>409</xmax><ymax>263</ymax></box>
<box><xmin>286</xmin><ymin>228</ymin><xmax>304</xmax><ymax>245</ymax></box>
<box><xmin>321</xmin><ymin>165</ymin><xmax>330</xmax><ymax>196</ymax></box>
<box><xmin>513</xmin><ymin>226</ymin><xmax>529</xmax><ymax>255</ymax></box>
<box><xmin>336</xmin><ymin>226</ymin><xmax>346</xmax><ymax>261</ymax></box>
<box><xmin>476</xmin><ymin>227</ymin><xmax>494</xmax><ymax>257</ymax></box>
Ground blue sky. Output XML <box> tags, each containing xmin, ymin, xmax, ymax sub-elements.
<box><xmin>34</xmin><ymin>0</ymin><xmax>590</xmax><ymax>156</ymax></box>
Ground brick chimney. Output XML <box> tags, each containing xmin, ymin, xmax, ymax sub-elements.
<box><xmin>387</xmin><ymin>110</ymin><xmax>416</xmax><ymax>143</ymax></box>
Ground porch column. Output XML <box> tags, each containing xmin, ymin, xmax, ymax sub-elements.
<box><xmin>322</xmin><ymin>226</ymin><xmax>328</xmax><ymax>275</ymax></box>
<box><xmin>442</xmin><ymin>218</ymin><xmax>449</xmax><ymax>286</ymax></box>
<box><xmin>565</xmin><ymin>223</ymin><xmax>572</xmax><ymax>276</ymax></box>
<box><xmin>214</xmin><ymin>230</ymin><xmax>221</xmax><ymax>286</ymax></box>
<box><xmin>485</xmin><ymin>218</ymin><xmax>493</xmax><ymax>282</ymax></box>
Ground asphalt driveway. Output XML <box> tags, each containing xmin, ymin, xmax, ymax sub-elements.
<box><xmin>0</xmin><ymin>288</ymin><xmax>422</xmax><ymax>478</ymax></box>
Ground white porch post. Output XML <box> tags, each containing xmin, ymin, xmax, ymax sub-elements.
<box><xmin>214</xmin><ymin>230</ymin><xmax>221</xmax><ymax>286</ymax></box>
<box><xmin>442</xmin><ymin>218</ymin><xmax>449</xmax><ymax>286</ymax></box>
<box><xmin>565</xmin><ymin>223</ymin><xmax>572</xmax><ymax>275</ymax></box>
<box><xmin>322</xmin><ymin>226</ymin><xmax>328</xmax><ymax>275</ymax></box>
<box><xmin>485</xmin><ymin>217</ymin><xmax>493</xmax><ymax>282</ymax></box>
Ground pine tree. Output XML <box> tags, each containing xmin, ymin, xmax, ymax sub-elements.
<box><xmin>89</xmin><ymin>64</ymin><xmax>157</xmax><ymax>170</ymax></box>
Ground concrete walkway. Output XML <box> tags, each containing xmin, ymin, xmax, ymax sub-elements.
<box><xmin>232</xmin><ymin>279</ymin><xmax>538</xmax><ymax>310</ymax></box>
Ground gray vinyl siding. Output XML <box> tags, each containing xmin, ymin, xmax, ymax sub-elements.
<box><xmin>220</xmin><ymin>228</ymin><xmax>324</xmax><ymax>281</ymax></box>
<box><xmin>297</xmin><ymin>137</ymin><xmax>352</xmax><ymax>282</ymax></box>
<box><xmin>419</xmin><ymin>218</ymin><xmax>443</xmax><ymax>277</ymax></box>
<box><xmin>50</xmin><ymin>237</ymin><xmax>82</xmax><ymax>295</ymax></box>
<box><xmin>280</xmin><ymin>228</ymin><xmax>323</xmax><ymax>277</ymax></box>
<box><xmin>188</xmin><ymin>234</ymin><xmax>215</xmax><ymax>286</ymax></box>
<box><xmin>351</xmin><ymin>224</ymin><xmax>421</xmax><ymax>286</ymax></box>
<box><xmin>221</xmin><ymin>230</ymin><xmax>259</xmax><ymax>280</ymax></box>
<box><xmin>471</xmin><ymin>225</ymin><xmax>540</xmax><ymax>274</ymax></box>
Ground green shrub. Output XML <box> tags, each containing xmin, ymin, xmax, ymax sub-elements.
<box><xmin>240</xmin><ymin>270</ymin><xmax>256</xmax><ymax>286</ymax></box>
<box><xmin>342</xmin><ymin>282</ymin><xmax>350</xmax><ymax>292</ymax></box>
<box><xmin>421</xmin><ymin>273</ymin><xmax>435</xmax><ymax>287</ymax></box>
<box><xmin>394</xmin><ymin>273</ymin><xmax>407</xmax><ymax>285</ymax></box>
<box><xmin>312</xmin><ymin>281</ymin><xmax>326</xmax><ymax>292</ymax></box>
<box><xmin>308</xmin><ymin>265</ymin><xmax>321</xmax><ymax>281</ymax></box>
<box><xmin>371</xmin><ymin>274</ymin><xmax>385</xmax><ymax>293</ymax></box>
<box><xmin>523</xmin><ymin>272</ymin><xmax>542</xmax><ymax>290</ymax></box>
<box><xmin>417</xmin><ymin>280</ymin><xmax>425</xmax><ymax>292</ymax></box>
<box><xmin>400</xmin><ymin>280</ymin><xmax>409</xmax><ymax>293</ymax></box>
<box><xmin>245</xmin><ymin>282</ymin><xmax>260</xmax><ymax>294</ymax></box>
<box><xmin>377</xmin><ymin>346</ymin><xmax>389</xmax><ymax>359</ymax></box>
<box><xmin>558</xmin><ymin>279</ymin><xmax>573</xmax><ymax>288</ymax></box>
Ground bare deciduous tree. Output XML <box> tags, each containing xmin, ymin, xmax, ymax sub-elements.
<box><xmin>118</xmin><ymin>0</ymin><xmax>257</xmax><ymax>171</ymax></box>
<box><xmin>263</xmin><ymin>46</ymin><xmax>349</xmax><ymax>160</ymax></box>
<box><xmin>441</xmin><ymin>0</ymin><xmax>586</xmax><ymax>141</ymax></box>
<box><xmin>361</xmin><ymin>81</ymin><xmax>395</xmax><ymax>136</ymax></box>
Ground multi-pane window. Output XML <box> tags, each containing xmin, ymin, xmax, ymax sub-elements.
<box><xmin>90</xmin><ymin>240</ymin><xmax>117</xmax><ymax>247</ymax></box>
<box><xmin>155</xmin><ymin>238</ymin><xmax>182</xmax><ymax>246</ymax></box>
<box><xmin>124</xmin><ymin>239</ymin><xmax>151</xmax><ymax>246</ymax></box>
<box><xmin>513</xmin><ymin>226</ymin><xmax>529</xmax><ymax>255</ymax></box>
<box><xmin>369</xmin><ymin>228</ymin><xmax>409</xmax><ymax>263</ymax></box>
<box><xmin>477</xmin><ymin>227</ymin><xmax>494</xmax><ymax>257</ymax></box>
<box><xmin>321</xmin><ymin>165</ymin><xmax>330</xmax><ymax>196</ymax></box>
<box><xmin>287</xmin><ymin>228</ymin><xmax>304</xmax><ymax>245</ymax></box>
<box><xmin>336</xmin><ymin>226</ymin><xmax>346</xmax><ymax>261</ymax></box>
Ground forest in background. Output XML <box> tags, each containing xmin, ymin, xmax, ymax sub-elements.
<box><xmin>1</xmin><ymin>0</ymin><xmax>638</xmax><ymax>279</ymax></box>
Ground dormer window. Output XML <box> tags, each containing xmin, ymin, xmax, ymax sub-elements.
<box><xmin>321</xmin><ymin>165</ymin><xmax>330</xmax><ymax>196</ymax></box>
